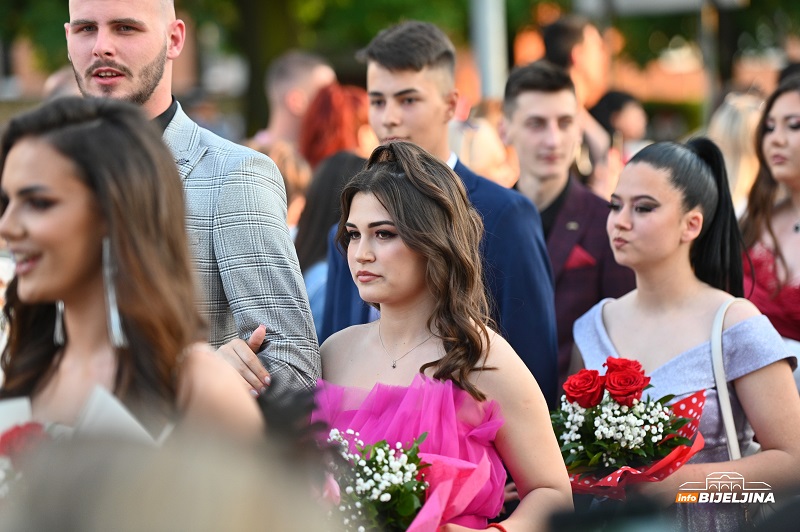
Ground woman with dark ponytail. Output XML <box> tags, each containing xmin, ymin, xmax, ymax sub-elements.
<box><xmin>572</xmin><ymin>138</ymin><xmax>800</xmax><ymax>529</ymax></box>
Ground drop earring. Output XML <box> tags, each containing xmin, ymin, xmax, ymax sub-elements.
<box><xmin>54</xmin><ymin>300</ymin><xmax>65</xmax><ymax>346</ymax></box>
<box><xmin>103</xmin><ymin>237</ymin><xmax>128</xmax><ymax>348</ymax></box>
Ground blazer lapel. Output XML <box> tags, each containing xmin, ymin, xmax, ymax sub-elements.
<box><xmin>547</xmin><ymin>179</ymin><xmax>587</xmax><ymax>282</ymax></box>
<box><xmin>162</xmin><ymin>104</ymin><xmax>208</xmax><ymax>182</ymax></box>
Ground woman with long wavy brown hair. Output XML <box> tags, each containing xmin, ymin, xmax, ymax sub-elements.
<box><xmin>313</xmin><ymin>141</ymin><xmax>571</xmax><ymax>531</ymax></box>
<box><xmin>0</xmin><ymin>97</ymin><xmax>261</xmax><ymax>440</ymax></box>
<box><xmin>740</xmin><ymin>76</ymin><xmax>800</xmax><ymax>352</ymax></box>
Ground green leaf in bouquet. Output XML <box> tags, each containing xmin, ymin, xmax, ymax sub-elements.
<box><xmin>656</xmin><ymin>394</ymin><xmax>676</xmax><ymax>404</ymax></box>
<box><xmin>396</xmin><ymin>490</ymin><xmax>420</xmax><ymax>516</ymax></box>
<box><xmin>667</xmin><ymin>436</ymin><xmax>692</xmax><ymax>447</ymax></box>
<box><xmin>593</xmin><ymin>440</ymin><xmax>610</xmax><ymax>450</ymax></box>
<box><xmin>588</xmin><ymin>452</ymin><xmax>603</xmax><ymax>467</ymax></box>
<box><xmin>671</xmin><ymin>417</ymin><xmax>690</xmax><ymax>429</ymax></box>
<box><xmin>631</xmin><ymin>447</ymin><xmax>648</xmax><ymax>458</ymax></box>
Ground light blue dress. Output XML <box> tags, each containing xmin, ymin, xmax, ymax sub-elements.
<box><xmin>303</xmin><ymin>261</ymin><xmax>327</xmax><ymax>342</ymax></box>
<box><xmin>573</xmin><ymin>299</ymin><xmax>796</xmax><ymax>532</ymax></box>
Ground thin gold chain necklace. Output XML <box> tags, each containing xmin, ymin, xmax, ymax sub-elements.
<box><xmin>378</xmin><ymin>321</ymin><xmax>433</xmax><ymax>369</ymax></box>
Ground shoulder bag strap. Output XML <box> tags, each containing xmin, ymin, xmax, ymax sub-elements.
<box><xmin>711</xmin><ymin>297</ymin><xmax>745</xmax><ymax>461</ymax></box>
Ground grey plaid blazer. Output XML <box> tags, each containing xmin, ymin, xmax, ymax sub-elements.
<box><xmin>162</xmin><ymin>104</ymin><xmax>320</xmax><ymax>393</ymax></box>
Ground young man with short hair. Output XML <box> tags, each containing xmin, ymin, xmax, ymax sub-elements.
<box><xmin>543</xmin><ymin>15</ymin><xmax>618</xmax><ymax>199</ymax></box>
<box><xmin>501</xmin><ymin>60</ymin><xmax>635</xmax><ymax>386</ymax></box>
<box><xmin>248</xmin><ymin>50</ymin><xmax>337</xmax><ymax>153</ymax></box>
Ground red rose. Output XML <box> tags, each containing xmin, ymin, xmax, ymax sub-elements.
<box><xmin>605</xmin><ymin>368</ymin><xmax>651</xmax><ymax>407</ymax></box>
<box><xmin>604</xmin><ymin>357</ymin><xmax>644</xmax><ymax>375</ymax></box>
<box><xmin>0</xmin><ymin>422</ymin><xmax>48</xmax><ymax>468</ymax></box>
<box><xmin>563</xmin><ymin>369</ymin><xmax>606</xmax><ymax>408</ymax></box>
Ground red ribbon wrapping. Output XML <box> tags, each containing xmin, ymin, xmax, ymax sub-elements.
<box><xmin>568</xmin><ymin>389</ymin><xmax>707</xmax><ymax>500</ymax></box>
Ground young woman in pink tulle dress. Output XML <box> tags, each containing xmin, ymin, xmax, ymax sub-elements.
<box><xmin>313</xmin><ymin>141</ymin><xmax>572</xmax><ymax>531</ymax></box>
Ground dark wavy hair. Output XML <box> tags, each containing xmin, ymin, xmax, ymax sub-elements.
<box><xmin>0</xmin><ymin>97</ymin><xmax>206</xmax><ymax>421</ymax></box>
<box><xmin>740</xmin><ymin>75</ymin><xmax>800</xmax><ymax>287</ymax></box>
<box><xmin>335</xmin><ymin>141</ymin><xmax>492</xmax><ymax>400</ymax></box>
<box><xmin>627</xmin><ymin>137</ymin><xmax>744</xmax><ymax>296</ymax></box>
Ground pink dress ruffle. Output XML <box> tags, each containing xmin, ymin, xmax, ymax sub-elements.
<box><xmin>313</xmin><ymin>374</ymin><xmax>506</xmax><ymax>531</ymax></box>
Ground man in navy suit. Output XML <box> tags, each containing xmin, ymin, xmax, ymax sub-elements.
<box><xmin>321</xmin><ymin>21</ymin><xmax>559</xmax><ymax>407</ymax></box>
<box><xmin>501</xmin><ymin>61</ymin><xmax>635</xmax><ymax>388</ymax></box>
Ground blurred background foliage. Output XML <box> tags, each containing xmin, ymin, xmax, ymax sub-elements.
<box><xmin>2</xmin><ymin>0</ymin><xmax>798</xmax><ymax>132</ymax></box>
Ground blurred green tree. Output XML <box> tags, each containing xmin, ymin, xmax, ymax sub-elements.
<box><xmin>2</xmin><ymin>0</ymin><xmax>799</xmax><ymax>132</ymax></box>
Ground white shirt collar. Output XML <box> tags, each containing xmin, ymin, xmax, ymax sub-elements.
<box><xmin>446</xmin><ymin>152</ymin><xmax>458</xmax><ymax>169</ymax></box>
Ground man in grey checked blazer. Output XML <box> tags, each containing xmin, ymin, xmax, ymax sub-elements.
<box><xmin>65</xmin><ymin>0</ymin><xmax>320</xmax><ymax>395</ymax></box>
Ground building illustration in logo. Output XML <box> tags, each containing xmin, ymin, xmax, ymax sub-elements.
<box><xmin>675</xmin><ymin>472</ymin><xmax>775</xmax><ymax>504</ymax></box>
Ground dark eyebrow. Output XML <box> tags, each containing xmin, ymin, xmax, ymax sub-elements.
<box><xmin>17</xmin><ymin>185</ymin><xmax>50</xmax><ymax>196</ymax></box>
<box><xmin>344</xmin><ymin>220</ymin><xmax>396</xmax><ymax>228</ymax></box>
<box><xmin>69</xmin><ymin>19</ymin><xmax>97</xmax><ymax>27</ymax></box>
<box><xmin>391</xmin><ymin>89</ymin><xmax>420</xmax><ymax>99</ymax></box>
<box><xmin>368</xmin><ymin>89</ymin><xmax>420</xmax><ymax>99</ymax></box>
<box><xmin>70</xmin><ymin>17</ymin><xmax>146</xmax><ymax>27</ymax></box>
<box><xmin>609</xmin><ymin>194</ymin><xmax>660</xmax><ymax>202</ymax></box>
<box><xmin>110</xmin><ymin>17</ymin><xmax>147</xmax><ymax>26</ymax></box>
<box><xmin>2</xmin><ymin>185</ymin><xmax>50</xmax><ymax>198</ymax></box>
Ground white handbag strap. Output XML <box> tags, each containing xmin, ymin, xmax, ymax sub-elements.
<box><xmin>711</xmin><ymin>298</ymin><xmax>745</xmax><ymax>461</ymax></box>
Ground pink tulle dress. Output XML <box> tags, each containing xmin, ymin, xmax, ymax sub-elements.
<box><xmin>313</xmin><ymin>374</ymin><xmax>506</xmax><ymax>531</ymax></box>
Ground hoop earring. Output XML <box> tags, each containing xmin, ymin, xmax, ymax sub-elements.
<box><xmin>54</xmin><ymin>300</ymin><xmax>65</xmax><ymax>346</ymax></box>
<box><xmin>103</xmin><ymin>237</ymin><xmax>128</xmax><ymax>348</ymax></box>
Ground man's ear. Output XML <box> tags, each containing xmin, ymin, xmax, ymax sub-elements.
<box><xmin>681</xmin><ymin>209</ymin><xmax>704</xmax><ymax>243</ymax></box>
<box><xmin>570</xmin><ymin>43</ymin><xmax>581</xmax><ymax>71</ymax></box>
<box><xmin>167</xmin><ymin>19</ymin><xmax>186</xmax><ymax>60</ymax></box>
<box><xmin>285</xmin><ymin>88</ymin><xmax>307</xmax><ymax>116</ymax></box>
<box><xmin>444</xmin><ymin>88</ymin><xmax>459</xmax><ymax>122</ymax></box>
<box><xmin>498</xmin><ymin>117</ymin><xmax>511</xmax><ymax>146</ymax></box>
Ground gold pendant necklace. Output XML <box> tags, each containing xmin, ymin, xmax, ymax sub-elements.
<box><xmin>378</xmin><ymin>321</ymin><xmax>433</xmax><ymax>369</ymax></box>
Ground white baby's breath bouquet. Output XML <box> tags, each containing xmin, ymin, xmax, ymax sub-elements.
<box><xmin>326</xmin><ymin>428</ymin><xmax>429</xmax><ymax>531</ymax></box>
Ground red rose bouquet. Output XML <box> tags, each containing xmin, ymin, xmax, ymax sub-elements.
<box><xmin>551</xmin><ymin>357</ymin><xmax>705</xmax><ymax>499</ymax></box>
<box><xmin>0</xmin><ymin>422</ymin><xmax>49</xmax><ymax>499</ymax></box>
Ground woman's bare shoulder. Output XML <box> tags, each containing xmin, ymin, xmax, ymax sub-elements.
<box><xmin>699</xmin><ymin>289</ymin><xmax>762</xmax><ymax>329</ymax></box>
<box><xmin>320</xmin><ymin>323</ymin><xmax>374</xmax><ymax>372</ymax></box>
<box><xmin>471</xmin><ymin>329</ymin><xmax>540</xmax><ymax>400</ymax></box>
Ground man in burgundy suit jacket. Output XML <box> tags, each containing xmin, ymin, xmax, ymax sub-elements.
<box><xmin>501</xmin><ymin>60</ymin><xmax>635</xmax><ymax>387</ymax></box>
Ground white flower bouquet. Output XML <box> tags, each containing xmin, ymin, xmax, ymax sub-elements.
<box><xmin>326</xmin><ymin>428</ymin><xmax>430</xmax><ymax>531</ymax></box>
